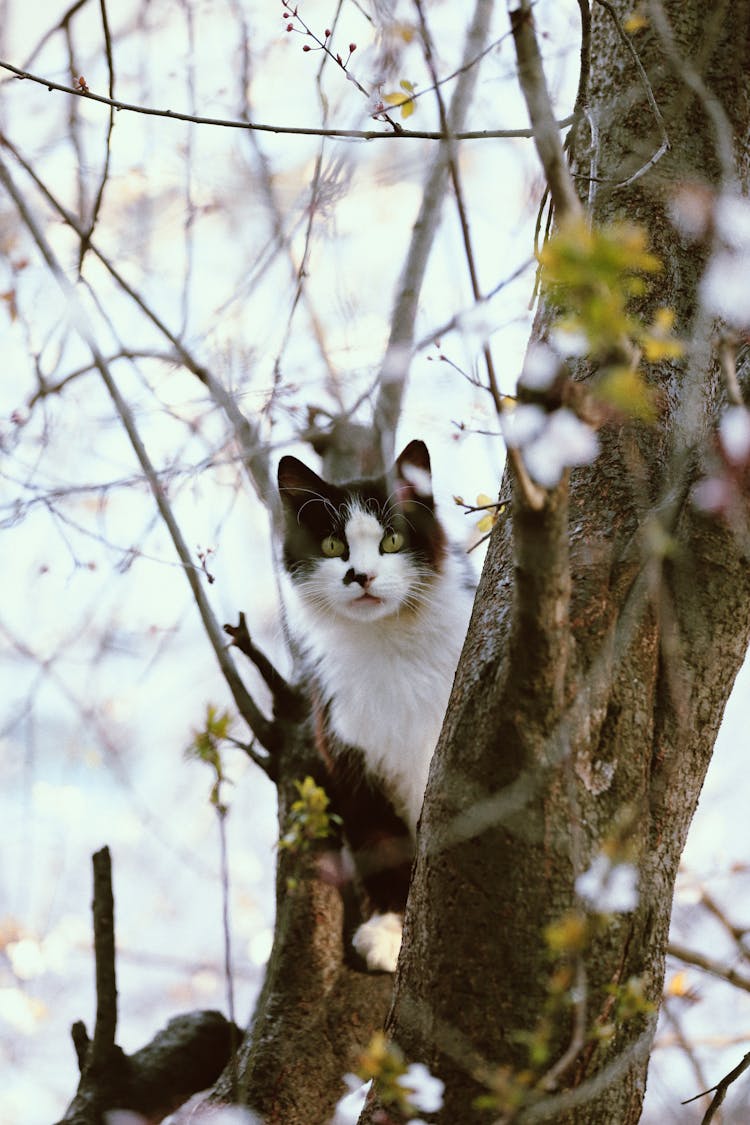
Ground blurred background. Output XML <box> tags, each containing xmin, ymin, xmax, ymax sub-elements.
<box><xmin>1</xmin><ymin>1</ymin><xmax>748</xmax><ymax>1120</ymax></box>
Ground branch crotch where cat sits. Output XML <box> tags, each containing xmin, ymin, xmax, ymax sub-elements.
<box><xmin>223</xmin><ymin>611</ymin><xmax>308</xmax><ymax>779</ymax></box>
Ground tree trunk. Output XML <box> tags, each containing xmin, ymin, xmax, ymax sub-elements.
<box><xmin>213</xmin><ymin>715</ymin><xmax>395</xmax><ymax>1124</ymax></box>
<box><xmin>379</xmin><ymin>2</ymin><xmax>750</xmax><ymax>1122</ymax></box>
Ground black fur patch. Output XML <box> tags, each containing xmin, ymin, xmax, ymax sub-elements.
<box><xmin>277</xmin><ymin>442</ymin><xmax>446</xmax><ymax>578</ymax></box>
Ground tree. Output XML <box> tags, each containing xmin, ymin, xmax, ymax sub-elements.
<box><xmin>2</xmin><ymin>0</ymin><xmax>750</xmax><ymax>1123</ymax></box>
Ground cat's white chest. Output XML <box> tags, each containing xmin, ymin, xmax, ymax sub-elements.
<box><xmin>285</xmin><ymin>564</ymin><xmax>473</xmax><ymax>832</ymax></box>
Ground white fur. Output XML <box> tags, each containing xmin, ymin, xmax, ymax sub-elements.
<box><xmin>283</xmin><ymin>499</ymin><xmax>474</xmax><ymax>833</ymax></box>
<box><xmin>352</xmin><ymin>911</ymin><xmax>403</xmax><ymax>973</ymax></box>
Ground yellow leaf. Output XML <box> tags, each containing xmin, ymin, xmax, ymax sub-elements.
<box><xmin>596</xmin><ymin>365</ymin><xmax>658</xmax><ymax>423</ymax></box>
<box><xmin>383</xmin><ymin>79</ymin><xmax>417</xmax><ymax>119</ymax></box>
<box><xmin>641</xmin><ymin>307</ymin><xmax>684</xmax><ymax>362</ymax></box>
<box><xmin>394</xmin><ymin>22</ymin><xmax>416</xmax><ymax>43</ymax></box>
<box><xmin>641</xmin><ymin>335</ymin><xmax>684</xmax><ymax>362</ymax></box>
<box><xmin>653</xmin><ymin>307</ymin><xmax>676</xmax><ymax>332</ymax></box>
<box><xmin>623</xmin><ymin>11</ymin><xmax>648</xmax><ymax>32</ymax></box>
<box><xmin>477</xmin><ymin>513</ymin><xmax>495</xmax><ymax>533</ymax></box>
<box><xmin>476</xmin><ymin>492</ymin><xmax>493</xmax><ymax>507</ymax></box>
<box><xmin>666</xmin><ymin>970</ymin><xmax>691</xmax><ymax>997</ymax></box>
<box><xmin>544</xmin><ymin>911</ymin><xmax>589</xmax><ymax>955</ymax></box>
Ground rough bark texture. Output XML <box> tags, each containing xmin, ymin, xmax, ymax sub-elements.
<box><xmin>374</xmin><ymin>2</ymin><xmax>750</xmax><ymax>1123</ymax></box>
<box><xmin>209</xmin><ymin>712</ymin><xmax>395</xmax><ymax>1125</ymax></box>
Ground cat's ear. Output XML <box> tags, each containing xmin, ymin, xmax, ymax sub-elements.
<box><xmin>277</xmin><ymin>456</ymin><xmax>327</xmax><ymax>509</ymax></box>
<box><xmin>394</xmin><ymin>440</ymin><xmax>433</xmax><ymax>503</ymax></box>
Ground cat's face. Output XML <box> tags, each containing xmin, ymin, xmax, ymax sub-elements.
<box><xmin>278</xmin><ymin>440</ymin><xmax>446</xmax><ymax>623</ymax></box>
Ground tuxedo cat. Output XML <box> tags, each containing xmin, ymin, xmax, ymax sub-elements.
<box><xmin>277</xmin><ymin>440</ymin><xmax>474</xmax><ymax>971</ymax></box>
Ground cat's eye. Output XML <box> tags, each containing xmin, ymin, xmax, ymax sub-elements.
<box><xmin>321</xmin><ymin>535</ymin><xmax>346</xmax><ymax>558</ymax></box>
<box><xmin>381</xmin><ymin>530</ymin><xmax>405</xmax><ymax>554</ymax></box>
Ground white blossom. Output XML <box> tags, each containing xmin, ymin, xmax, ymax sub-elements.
<box><xmin>504</xmin><ymin>403</ymin><xmax>546</xmax><ymax>449</ymax></box>
<box><xmin>714</xmin><ymin>193</ymin><xmax>750</xmax><ymax>251</ymax></box>
<box><xmin>576</xmin><ymin>855</ymin><xmax>639</xmax><ymax>914</ymax></box>
<box><xmin>720</xmin><ymin>406</ymin><xmax>750</xmax><ymax>464</ymax></box>
<box><xmin>523</xmin><ymin>408</ymin><xmax>599</xmax><ymax>487</ymax></box>
<box><xmin>549</xmin><ymin>325</ymin><xmax>590</xmax><ymax>358</ymax></box>
<box><xmin>520</xmin><ymin>342</ymin><xmax>559</xmax><ymax>390</ymax></box>
<box><xmin>701</xmin><ymin>250</ymin><xmax>750</xmax><ymax>327</ymax></box>
<box><xmin>397</xmin><ymin>1062</ymin><xmax>445</xmax><ymax>1113</ymax></box>
<box><xmin>332</xmin><ymin>1077</ymin><xmax>371</xmax><ymax>1125</ymax></box>
<box><xmin>160</xmin><ymin>1106</ymin><xmax>261</xmax><ymax>1125</ymax></box>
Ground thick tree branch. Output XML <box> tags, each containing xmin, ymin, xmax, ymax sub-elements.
<box><xmin>506</xmin><ymin>476</ymin><xmax>571</xmax><ymax>723</ymax></box>
<box><xmin>373</xmin><ymin>0</ymin><xmax>495</xmax><ymax>465</ymax></box>
<box><xmin>90</xmin><ymin>847</ymin><xmax>117</xmax><ymax>1070</ymax></box>
<box><xmin>509</xmin><ymin>0</ymin><xmax>583</xmax><ymax>224</ymax></box>
<box><xmin>224</xmin><ymin>612</ymin><xmax>304</xmax><ymax>720</ymax></box>
<box><xmin>57</xmin><ymin>850</ymin><xmax>240</xmax><ymax>1125</ymax></box>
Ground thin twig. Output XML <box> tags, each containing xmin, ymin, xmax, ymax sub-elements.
<box><xmin>413</xmin><ymin>0</ymin><xmax>504</xmax><ymax>416</ymax></box>
<box><xmin>0</xmin><ymin>151</ymin><xmax>280</xmax><ymax>753</ymax></box>
<box><xmin>26</xmin><ymin>348</ymin><xmax>180</xmax><ymax>406</ymax></box>
<box><xmin>414</xmin><ymin>257</ymin><xmax>535</xmax><ymax>355</ymax></box>
<box><xmin>716</xmin><ymin>333</ymin><xmax>745</xmax><ymax>407</ymax></box>
<box><xmin>538</xmin><ymin>958</ymin><xmax>588</xmax><ymax>1090</ymax></box>
<box><xmin>1</xmin><ymin>130</ymin><xmax>274</xmax><ymax>502</ymax></box>
<box><xmin>0</xmin><ymin>59</ymin><xmax>572</xmax><ymax>142</ymax></box>
<box><xmin>16</xmin><ymin>0</ymin><xmax>89</xmax><ymax>72</ymax></box>
<box><xmin>668</xmin><ymin>942</ymin><xmax>750</xmax><ymax>994</ymax></box>
<box><xmin>216</xmin><ymin>802</ymin><xmax>238</xmax><ymax>1100</ymax></box>
<box><xmin>224</xmin><ymin>612</ymin><xmax>303</xmax><ymax>717</ymax></box>
<box><xmin>682</xmin><ymin>1050</ymin><xmax>750</xmax><ymax>1124</ymax></box>
<box><xmin>78</xmin><ymin>0</ymin><xmax>115</xmax><ymax>270</ymax></box>
<box><xmin>660</xmin><ymin>1000</ymin><xmax>712</xmax><ymax>1115</ymax></box>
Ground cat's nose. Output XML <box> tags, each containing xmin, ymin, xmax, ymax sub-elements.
<box><xmin>343</xmin><ymin>568</ymin><xmax>371</xmax><ymax>588</ymax></box>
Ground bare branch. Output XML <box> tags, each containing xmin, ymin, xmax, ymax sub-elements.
<box><xmin>509</xmin><ymin>0</ymin><xmax>583</xmax><ymax>224</ymax></box>
<box><xmin>374</xmin><ymin>0</ymin><xmax>496</xmax><ymax>464</ymax></box>
<box><xmin>224</xmin><ymin>612</ymin><xmax>305</xmax><ymax>719</ymax></box>
<box><xmin>717</xmin><ymin>332</ymin><xmax>746</xmax><ymax>406</ymax></box>
<box><xmin>77</xmin><ymin>0</ymin><xmax>116</xmax><ymax>270</ymax></box>
<box><xmin>0</xmin><ymin>59</ymin><xmax>572</xmax><ymax>142</ymax></box>
<box><xmin>0</xmin><ymin>151</ymin><xmax>280</xmax><ymax>754</ymax></box>
<box><xmin>90</xmin><ymin>846</ymin><xmax>117</xmax><ymax>1069</ymax></box>
<box><xmin>668</xmin><ymin>942</ymin><xmax>750</xmax><ymax>993</ymax></box>
<box><xmin>1</xmin><ymin>130</ymin><xmax>274</xmax><ymax>502</ymax></box>
<box><xmin>413</xmin><ymin>0</ymin><xmax>504</xmax><ymax>417</ymax></box>
<box><xmin>682</xmin><ymin>1050</ymin><xmax>750</xmax><ymax>1123</ymax></box>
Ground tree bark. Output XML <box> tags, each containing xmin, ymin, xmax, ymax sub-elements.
<box><xmin>378</xmin><ymin>2</ymin><xmax>750</xmax><ymax>1122</ymax></box>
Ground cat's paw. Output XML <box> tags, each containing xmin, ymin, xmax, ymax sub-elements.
<box><xmin>352</xmin><ymin>912</ymin><xmax>403</xmax><ymax>972</ymax></box>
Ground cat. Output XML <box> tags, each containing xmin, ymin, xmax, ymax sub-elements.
<box><xmin>277</xmin><ymin>439</ymin><xmax>474</xmax><ymax>971</ymax></box>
